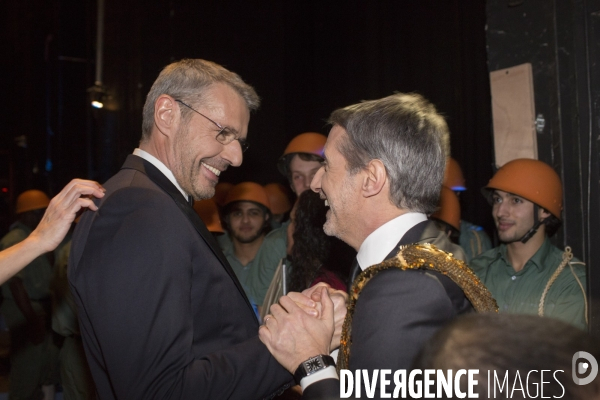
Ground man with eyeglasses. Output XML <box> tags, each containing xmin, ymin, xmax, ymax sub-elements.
<box><xmin>68</xmin><ymin>59</ymin><xmax>294</xmax><ymax>399</ymax></box>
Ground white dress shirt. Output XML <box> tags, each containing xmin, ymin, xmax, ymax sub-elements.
<box><xmin>133</xmin><ymin>148</ymin><xmax>189</xmax><ymax>200</ymax></box>
<box><xmin>356</xmin><ymin>212</ymin><xmax>428</xmax><ymax>270</ymax></box>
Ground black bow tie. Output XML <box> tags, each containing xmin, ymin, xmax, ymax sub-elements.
<box><xmin>188</xmin><ymin>195</ymin><xmax>194</xmax><ymax>207</ymax></box>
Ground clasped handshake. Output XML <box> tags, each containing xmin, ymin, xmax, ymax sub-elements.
<box><xmin>259</xmin><ymin>283</ymin><xmax>348</xmax><ymax>373</ymax></box>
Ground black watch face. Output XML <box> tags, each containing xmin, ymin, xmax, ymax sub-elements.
<box><xmin>306</xmin><ymin>357</ymin><xmax>325</xmax><ymax>372</ymax></box>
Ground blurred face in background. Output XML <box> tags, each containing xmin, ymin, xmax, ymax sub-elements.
<box><xmin>289</xmin><ymin>154</ymin><xmax>322</xmax><ymax>196</ymax></box>
<box><xmin>227</xmin><ymin>201</ymin><xmax>268</xmax><ymax>244</ymax></box>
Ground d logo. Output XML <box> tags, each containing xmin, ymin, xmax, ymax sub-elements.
<box><xmin>572</xmin><ymin>351</ymin><xmax>598</xmax><ymax>385</ymax></box>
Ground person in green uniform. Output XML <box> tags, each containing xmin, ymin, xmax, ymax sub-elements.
<box><xmin>0</xmin><ymin>179</ymin><xmax>105</xmax><ymax>286</ymax></box>
<box><xmin>443</xmin><ymin>157</ymin><xmax>493</xmax><ymax>261</ymax></box>
<box><xmin>51</xmin><ymin>237</ymin><xmax>96</xmax><ymax>400</ymax></box>
<box><xmin>219</xmin><ymin>182</ymin><xmax>282</xmax><ymax>316</ymax></box>
<box><xmin>0</xmin><ymin>180</ymin><xmax>103</xmax><ymax>400</ymax></box>
<box><xmin>0</xmin><ymin>190</ymin><xmax>58</xmax><ymax>400</ymax></box>
<box><xmin>470</xmin><ymin>158</ymin><xmax>587</xmax><ymax>330</ymax></box>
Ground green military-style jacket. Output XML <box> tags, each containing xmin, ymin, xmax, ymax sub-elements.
<box><xmin>469</xmin><ymin>237</ymin><xmax>587</xmax><ymax>330</ymax></box>
<box><xmin>219</xmin><ymin>224</ymin><xmax>287</xmax><ymax>306</ymax></box>
<box><xmin>459</xmin><ymin>220</ymin><xmax>492</xmax><ymax>262</ymax></box>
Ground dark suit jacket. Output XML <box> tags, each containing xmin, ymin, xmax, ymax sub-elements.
<box><xmin>69</xmin><ymin>155</ymin><xmax>291</xmax><ymax>400</ymax></box>
<box><xmin>303</xmin><ymin>220</ymin><xmax>473</xmax><ymax>400</ymax></box>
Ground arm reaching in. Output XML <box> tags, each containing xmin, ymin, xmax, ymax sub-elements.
<box><xmin>0</xmin><ymin>179</ymin><xmax>104</xmax><ymax>285</ymax></box>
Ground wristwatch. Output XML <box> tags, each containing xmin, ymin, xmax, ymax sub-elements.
<box><xmin>293</xmin><ymin>354</ymin><xmax>336</xmax><ymax>384</ymax></box>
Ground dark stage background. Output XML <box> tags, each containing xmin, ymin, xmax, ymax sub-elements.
<box><xmin>1</xmin><ymin>0</ymin><xmax>495</xmax><ymax>238</ymax></box>
<box><xmin>2</xmin><ymin>0</ymin><xmax>599</xmax><ymax>337</ymax></box>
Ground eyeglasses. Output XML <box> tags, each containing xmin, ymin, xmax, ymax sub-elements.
<box><xmin>175</xmin><ymin>99</ymin><xmax>249</xmax><ymax>152</ymax></box>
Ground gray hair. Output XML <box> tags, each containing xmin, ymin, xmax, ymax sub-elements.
<box><xmin>141</xmin><ymin>59</ymin><xmax>260</xmax><ymax>141</ymax></box>
<box><xmin>328</xmin><ymin>93</ymin><xmax>449</xmax><ymax>214</ymax></box>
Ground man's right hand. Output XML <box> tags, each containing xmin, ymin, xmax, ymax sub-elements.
<box><xmin>29</xmin><ymin>179</ymin><xmax>105</xmax><ymax>253</ymax></box>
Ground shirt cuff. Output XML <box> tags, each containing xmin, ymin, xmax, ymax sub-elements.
<box><xmin>330</xmin><ymin>348</ymin><xmax>339</xmax><ymax>361</ymax></box>
<box><xmin>300</xmin><ymin>366</ymin><xmax>338</xmax><ymax>391</ymax></box>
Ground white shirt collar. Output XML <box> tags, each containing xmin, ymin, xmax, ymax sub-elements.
<box><xmin>356</xmin><ymin>212</ymin><xmax>428</xmax><ymax>270</ymax></box>
<box><xmin>133</xmin><ymin>148</ymin><xmax>189</xmax><ymax>200</ymax></box>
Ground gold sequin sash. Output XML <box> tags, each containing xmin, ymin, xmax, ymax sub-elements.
<box><xmin>337</xmin><ymin>243</ymin><xmax>498</xmax><ymax>371</ymax></box>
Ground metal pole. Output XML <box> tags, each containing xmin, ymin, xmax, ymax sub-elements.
<box><xmin>95</xmin><ymin>0</ymin><xmax>104</xmax><ymax>86</ymax></box>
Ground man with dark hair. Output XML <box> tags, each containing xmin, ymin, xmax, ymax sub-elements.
<box><xmin>69</xmin><ymin>59</ymin><xmax>291</xmax><ymax>399</ymax></box>
<box><xmin>220</xmin><ymin>182</ymin><xmax>281</xmax><ymax>312</ymax></box>
<box><xmin>413</xmin><ymin>313</ymin><xmax>600</xmax><ymax>399</ymax></box>
<box><xmin>470</xmin><ymin>158</ymin><xmax>587</xmax><ymax>330</ymax></box>
<box><xmin>259</xmin><ymin>93</ymin><xmax>497</xmax><ymax>399</ymax></box>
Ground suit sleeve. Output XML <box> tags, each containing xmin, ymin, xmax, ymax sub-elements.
<box><xmin>347</xmin><ymin>269</ymin><xmax>456</xmax><ymax>396</ymax></box>
<box><xmin>72</xmin><ymin>186</ymin><xmax>290</xmax><ymax>400</ymax></box>
<box><xmin>300</xmin><ymin>269</ymin><xmax>458</xmax><ymax>400</ymax></box>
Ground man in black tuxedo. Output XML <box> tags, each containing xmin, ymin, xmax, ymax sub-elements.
<box><xmin>259</xmin><ymin>93</ymin><xmax>495</xmax><ymax>399</ymax></box>
<box><xmin>68</xmin><ymin>59</ymin><xmax>292</xmax><ymax>399</ymax></box>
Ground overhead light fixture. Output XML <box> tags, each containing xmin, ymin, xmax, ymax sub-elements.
<box><xmin>87</xmin><ymin>84</ymin><xmax>107</xmax><ymax>109</ymax></box>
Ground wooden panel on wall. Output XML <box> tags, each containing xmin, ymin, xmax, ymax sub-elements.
<box><xmin>489</xmin><ymin>63</ymin><xmax>537</xmax><ymax>167</ymax></box>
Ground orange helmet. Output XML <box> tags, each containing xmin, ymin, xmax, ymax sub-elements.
<box><xmin>224</xmin><ymin>182</ymin><xmax>271</xmax><ymax>211</ymax></box>
<box><xmin>213</xmin><ymin>182</ymin><xmax>234</xmax><ymax>207</ymax></box>
<box><xmin>193</xmin><ymin>199</ymin><xmax>224</xmax><ymax>234</ymax></box>
<box><xmin>16</xmin><ymin>190</ymin><xmax>50</xmax><ymax>214</ymax></box>
<box><xmin>431</xmin><ymin>186</ymin><xmax>461</xmax><ymax>231</ymax></box>
<box><xmin>443</xmin><ymin>157</ymin><xmax>466</xmax><ymax>191</ymax></box>
<box><xmin>483</xmin><ymin>158</ymin><xmax>563</xmax><ymax>219</ymax></box>
<box><xmin>264</xmin><ymin>183</ymin><xmax>292</xmax><ymax>215</ymax></box>
<box><xmin>277</xmin><ymin>132</ymin><xmax>326</xmax><ymax>176</ymax></box>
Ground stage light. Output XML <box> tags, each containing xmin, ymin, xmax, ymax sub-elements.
<box><xmin>87</xmin><ymin>84</ymin><xmax>107</xmax><ymax>109</ymax></box>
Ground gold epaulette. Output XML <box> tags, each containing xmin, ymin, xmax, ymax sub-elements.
<box><xmin>337</xmin><ymin>243</ymin><xmax>498</xmax><ymax>371</ymax></box>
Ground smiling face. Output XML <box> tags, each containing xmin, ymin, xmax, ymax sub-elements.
<box><xmin>172</xmin><ymin>83</ymin><xmax>250</xmax><ymax>200</ymax></box>
<box><xmin>310</xmin><ymin>125</ymin><xmax>361</xmax><ymax>245</ymax></box>
<box><xmin>492</xmin><ymin>189</ymin><xmax>543</xmax><ymax>243</ymax></box>
<box><xmin>289</xmin><ymin>155</ymin><xmax>322</xmax><ymax>196</ymax></box>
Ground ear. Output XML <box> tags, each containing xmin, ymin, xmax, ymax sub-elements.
<box><xmin>539</xmin><ymin>207</ymin><xmax>552</xmax><ymax>221</ymax></box>
<box><xmin>154</xmin><ymin>95</ymin><xmax>178</xmax><ymax>137</ymax></box>
<box><xmin>361</xmin><ymin>159</ymin><xmax>387</xmax><ymax>198</ymax></box>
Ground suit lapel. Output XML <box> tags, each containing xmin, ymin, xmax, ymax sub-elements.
<box><xmin>122</xmin><ymin>155</ymin><xmax>256</xmax><ymax>315</ymax></box>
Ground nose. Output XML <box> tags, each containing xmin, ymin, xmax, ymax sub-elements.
<box><xmin>221</xmin><ymin>141</ymin><xmax>243</xmax><ymax>167</ymax></box>
<box><xmin>310</xmin><ymin>166</ymin><xmax>324</xmax><ymax>193</ymax></box>
<box><xmin>494</xmin><ymin>201</ymin><xmax>509</xmax><ymax>219</ymax></box>
<box><xmin>301</xmin><ymin>176</ymin><xmax>311</xmax><ymax>191</ymax></box>
<box><xmin>241</xmin><ymin>211</ymin><xmax>250</xmax><ymax>223</ymax></box>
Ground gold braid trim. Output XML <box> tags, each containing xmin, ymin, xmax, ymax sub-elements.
<box><xmin>337</xmin><ymin>243</ymin><xmax>498</xmax><ymax>372</ymax></box>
